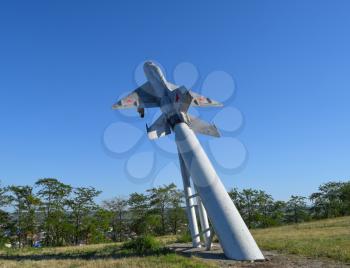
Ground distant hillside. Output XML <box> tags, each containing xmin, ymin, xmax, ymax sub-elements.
<box><xmin>252</xmin><ymin>216</ymin><xmax>350</xmax><ymax>263</ymax></box>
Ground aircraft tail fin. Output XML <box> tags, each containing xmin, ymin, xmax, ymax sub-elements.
<box><xmin>146</xmin><ymin>114</ymin><xmax>171</xmax><ymax>140</ymax></box>
<box><xmin>146</xmin><ymin>112</ymin><xmax>220</xmax><ymax>139</ymax></box>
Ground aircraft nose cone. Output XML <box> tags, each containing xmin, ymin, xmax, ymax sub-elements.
<box><xmin>144</xmin><ymin>61</ymin><xmax>154</xmax><ymax>68</ymax></box>
<box><xmin>143</xmin><ymin>61</ymin><xmax>156</xmax><ymax>73</ymax></box>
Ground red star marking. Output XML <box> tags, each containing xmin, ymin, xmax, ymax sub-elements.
<box><xmin>175</xmin><ymin>94</ymin><xmax>180</xmax><ymax>102</ymax></box>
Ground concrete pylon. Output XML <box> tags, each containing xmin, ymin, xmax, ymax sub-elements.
<box><xmin>175</xmin><ymin>122</ymin><xmax>264</xmax><ymax>261</ymax></box>
<box><xmin>178</xmin><ymin>153</ymin><xmax>201</xmax><ymax>248</ymax></box>
<box><xmin>193</xmin><ymin>186</ymin><xmax>211</xmax><ymax>249</ymax></box>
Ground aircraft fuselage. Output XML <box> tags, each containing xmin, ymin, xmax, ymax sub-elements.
<box><xmin>143</xmin><ymin>61</ymin><xmax>175</xmax><ymax>117</ymax></box>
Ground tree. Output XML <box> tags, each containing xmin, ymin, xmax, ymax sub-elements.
<box><xmin>35</xmin><ymin>178</ymin><xmax>72</xmax><ymax>246</ymax></box>
<box><xmin>0</xmin><ymin>210</ymin><xmax>12</xmax><ymax>245</ymax></box>
<box><xmin>0</xmin><ymin>182</ymin><xmax>12</xmax><ymax>245</ymax></box>
<box><xmin>83</xmin><ymin>208</ymin><xmax>112</xmax><ymax>244</ymax></box>
<box><xmin>340</xmin><ymin>182</ymin><xmax>350</xmax><ymax>215</ymax></box>
<box><xmin>147</xmin><ymin>183</ymin><xmax>179</xmax><ymax>235</ymax></box>
<box><xmin>8</xmin><ymin>185</ymin><xmax>41</xmax><ymax>247</ymax></box>
<box><xmin>167</xmin><ymin>188</ymin><xmax>186</xmax><ymax>235</ymax></box>
<box><xmin>285</xmin><ymin>195</ymin><xmax>309</xmax><ymax>223</ymax></box>
<box><xmin>228</xmin><ymin>188</ymin><xmax>243</xmax><ymax>212</ymax></box>
<box><xmin>239</xmin><ymin>189</ymin><xmax>260</xmax><ymax>228</ymax></box>
<box><xmin>270</xmin><ymin>200</ymin><xmax>286</xmax><ymax>226</ymax></box>
<box><xmin>310</xmin><ymin>181</ymin><xmax>347</xmax><ymax>218</ymax></box>
<box><xmin>66</xmin><ymin>187</ymin><xmax>101</xmax><ymax>245</ymax></box>
<box><xmin>128</xmin><ymin>192</ymin><xmax>150</xmax><ymax>235</ymax></box>
<box><xmin>255</xmin><ymin>190</ymin><xmax>275</xmax><ymax>227</ymax></box>
<box><xmin>35</xmin><ymin>178</ymin><xmax>72</xmax><ymax>216</ymax></box>
<box><xmin>0</xmin><ymin>181</ymin><xmax>10</xmax><ymax>208</ymax></box>
<box><xmin>229</xmin><ymin>188</ymin><xmax>283</xmax><ymax>228</ymax></box>
<box><xmin>103</xmin><ymin>197</ymin><xmax>128</xmax><ymax>241</ymax></box>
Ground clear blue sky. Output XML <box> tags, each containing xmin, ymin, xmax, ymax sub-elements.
<box><xmin>1</xmin><ymin>0</ymin><xmax>350</xmax><ymax>202</ymax></box>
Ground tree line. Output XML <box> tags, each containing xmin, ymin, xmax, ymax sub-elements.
<box><xmin>0</xmin><ymin>179</ymin><xmax>186</xmax><ymax>247</ymax></box>
<box><xmin>229</xmin><ymin>180</ymin><xmax>350</xmax><ymax>228</ymax></box>
<box><xmin>0</xmin><ymin>178</ymin><xmax>349</xmax><ymax>247</ymax></box>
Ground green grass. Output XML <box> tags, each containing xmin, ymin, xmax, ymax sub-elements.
<box><xmin>0</xmin><ymin>242</ymin><xmax>216</xmax><ymax>268</ymax></box>
<box><xmin>1</xmin><ymin>217</ymin><xmax>349</xmax><ymax>267</ymax></box>
<box><xmin>252</xmin><ymin>216</ymin><xmax>350</xmax><ymax>263</ymax></box>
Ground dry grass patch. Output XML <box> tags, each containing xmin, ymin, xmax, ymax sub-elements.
<box><xmin>252</xmin><ymin>216</ymin><xmax>350</xmax><ymax>263</ymax></box>
<box><xmin>0</xmin><ymin>242</ymin><xmax>216</xmax><ymax>268</ymax></box>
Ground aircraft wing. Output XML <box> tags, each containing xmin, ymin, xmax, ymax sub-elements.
<box><xmin>189</xmin><ymin>91</ymin><xmax>223</xmax><ymax>107</ymax></box>
<box><xmin>166</xmin><ymin>82</ymin><xmax>223</xmax><ymax>107</ymax></box>
<box><xmin>112</xmin><ymin>82</ymin><xmax>160</xmax><ymax>109</ymax></box>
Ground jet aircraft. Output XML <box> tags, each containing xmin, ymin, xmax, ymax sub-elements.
<box><xmin>112</xmin><ymin>61</ymin><xmax>222</xmax><ymax>139</ymax></box>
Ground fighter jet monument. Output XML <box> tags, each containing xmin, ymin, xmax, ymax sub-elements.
<box><xmin>112</xmin><ymin>61</ymin><xmax>264</xmax><ymax>261</ymax></box>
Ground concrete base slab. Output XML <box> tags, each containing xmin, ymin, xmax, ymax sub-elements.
<box><xmin>166</xmin><ymin>243</ymin><xmax>346</xmax><ymax>268</ymax></box>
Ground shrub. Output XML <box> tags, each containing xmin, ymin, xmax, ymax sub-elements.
<box><xmin>121</xmin><ymin>235</ymin><xmax>169</xmax><ymax>255</ymax></box>
<box><xmin>176</xmin><ymin>231</ymin><xmax>192</xmax><ymax>243</ymax></box>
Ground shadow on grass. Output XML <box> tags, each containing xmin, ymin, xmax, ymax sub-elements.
<box><xmin>167</xmin><ymin>244</ymin><xmax>228</xmax><ymax>261</ymax></box>
<box><xmin>0</xmin><ymin>245</ymin><xmax>172</xmax><ymax>261</ymax></box>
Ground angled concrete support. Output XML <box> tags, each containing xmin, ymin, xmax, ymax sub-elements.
<box><xmin>193</xmin><ymin>186</ymin><xmax>211</xmax><ymax>249</ymax></box>
<box><xmin>179</xmin><ymin>153</ymin><xmax>201</xmax><ymax>248</ymax></box>
<box><xmin>175</xmin><ymin>122</ymin><xmax>264</xmax><ymax>260</ymax></box>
